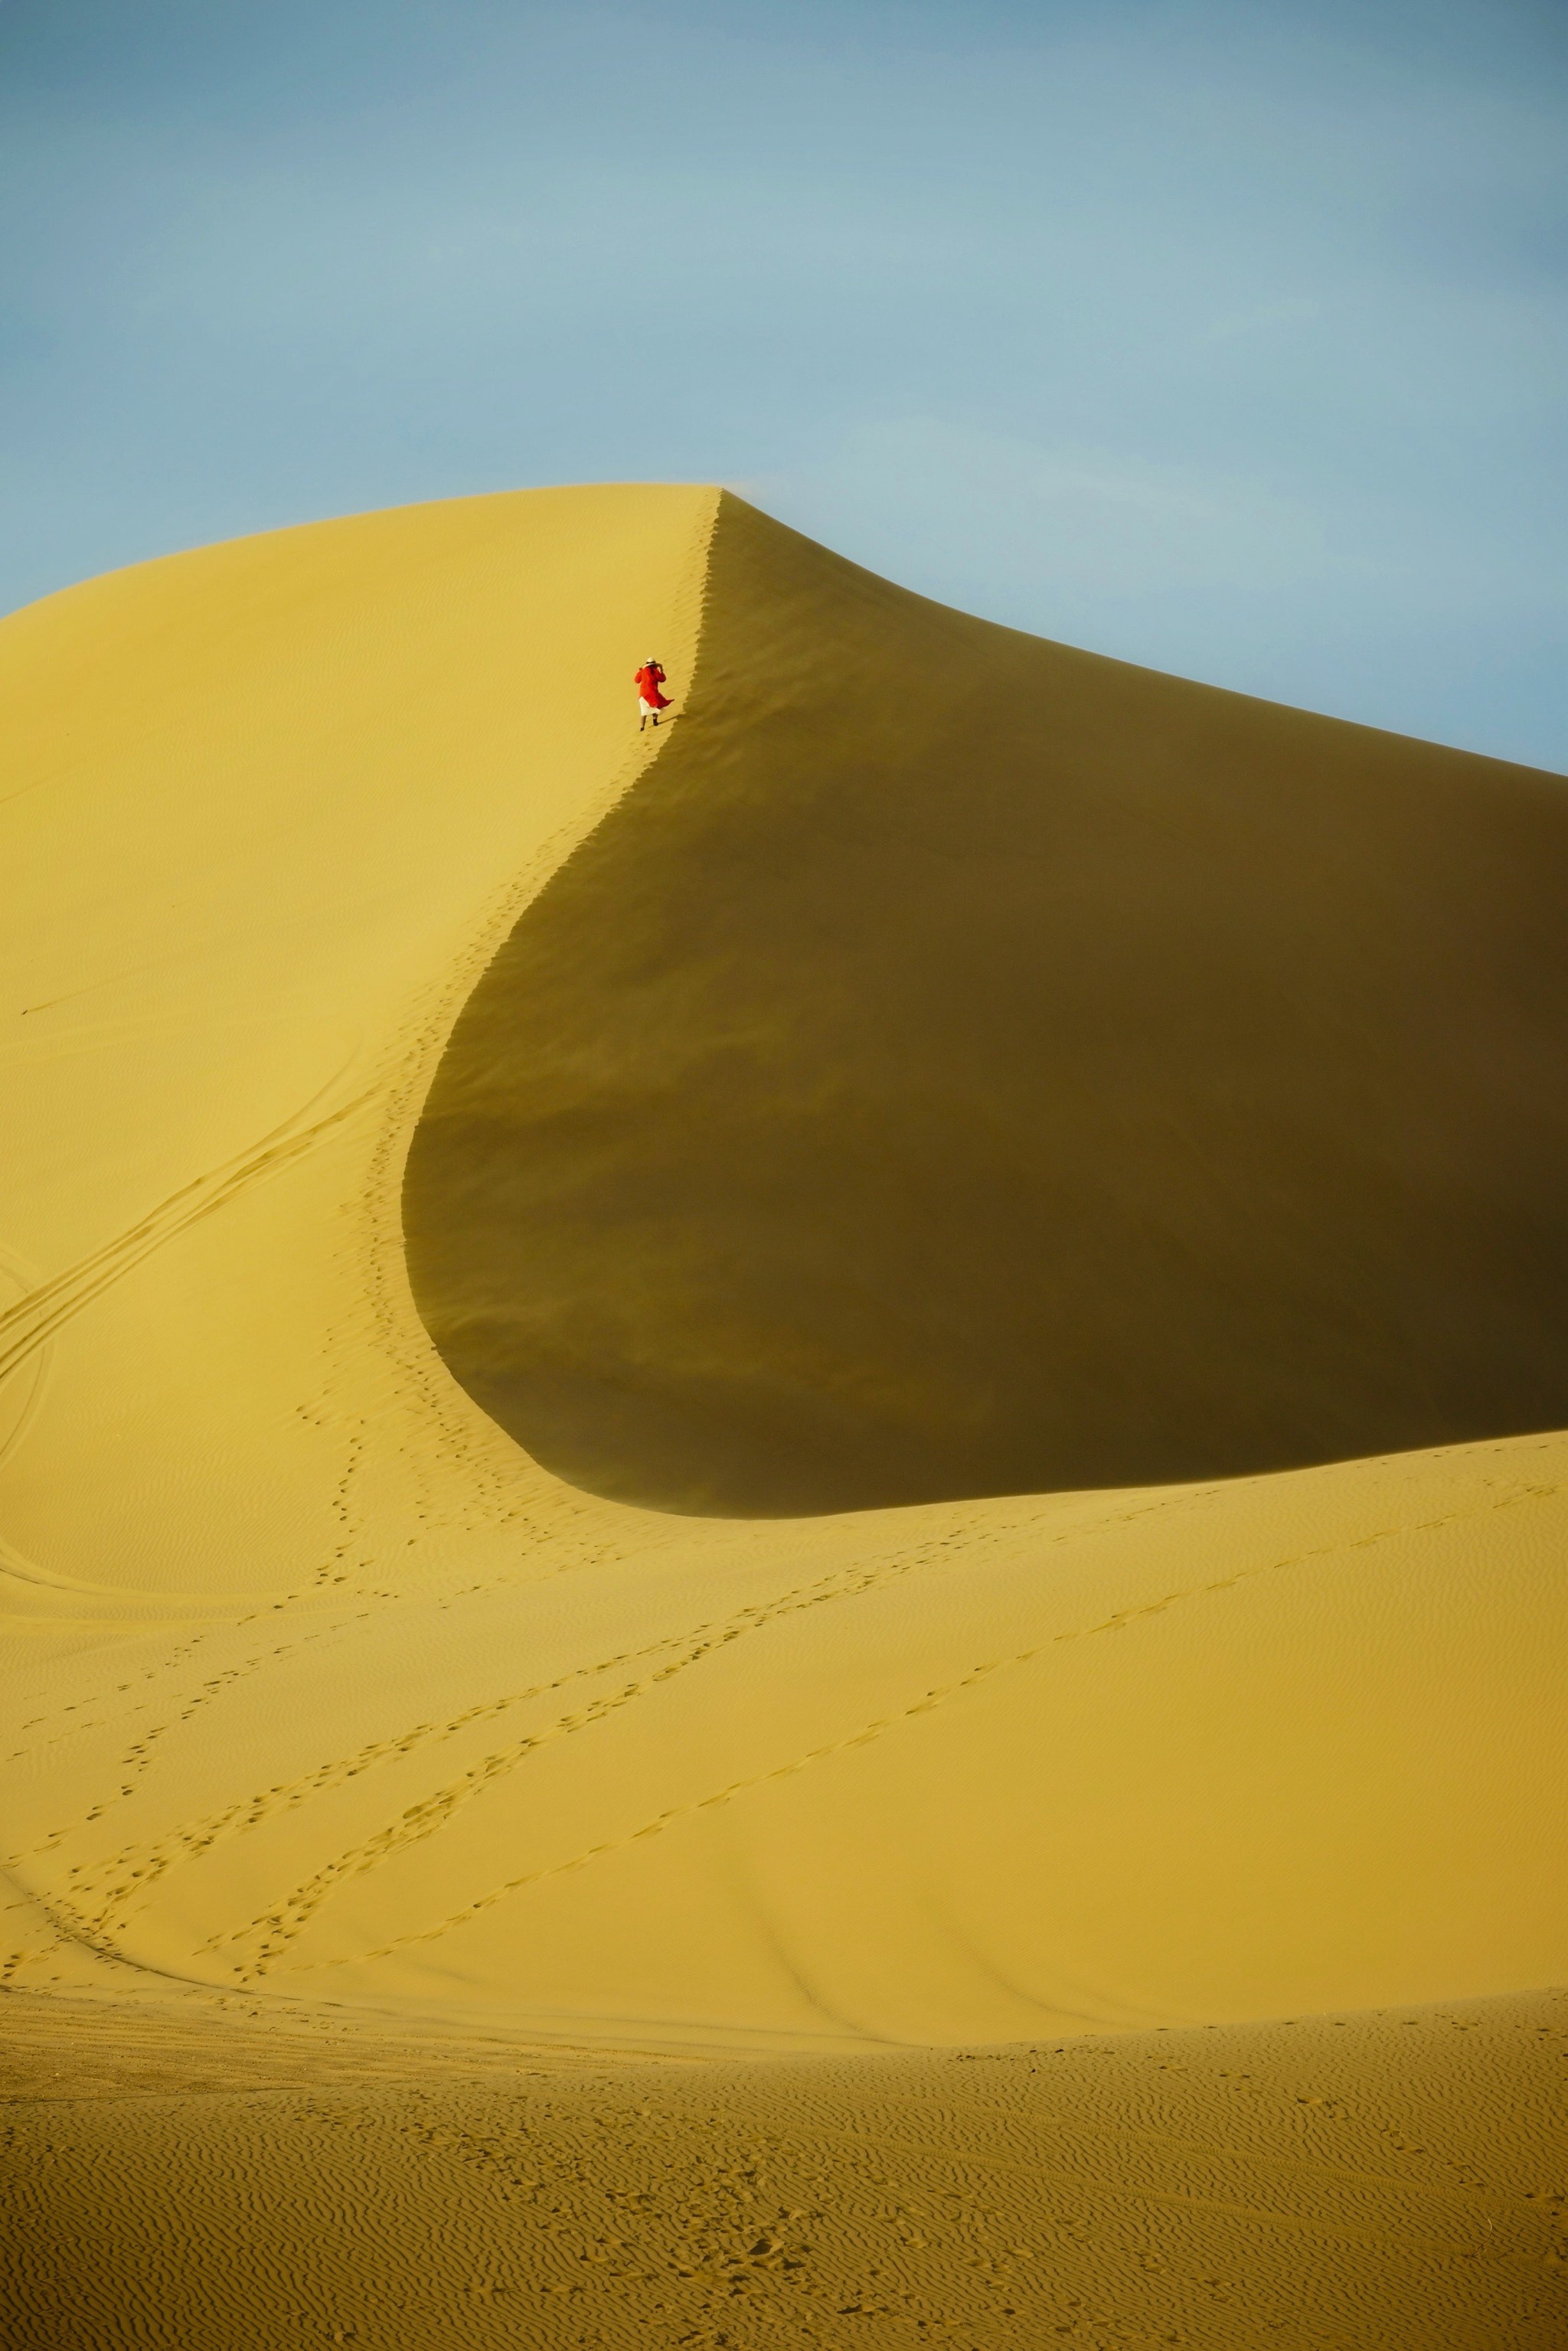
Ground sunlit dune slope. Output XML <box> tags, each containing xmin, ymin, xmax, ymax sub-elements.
<box><xmin>409</xmin><ymin>492</ymin><xmax>1568</xmax><ymax>1517</ymax></box>
<box><xmin>1</xmin><ymin>486</ymin><xmax>1566</xmax><ymax>2055</ymax></box>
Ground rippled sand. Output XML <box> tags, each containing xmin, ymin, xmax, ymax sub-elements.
<box><xmin>5</xmin><ymin>1984</ymin><xmax>1566</xmax><ymax>2347</ymax></box>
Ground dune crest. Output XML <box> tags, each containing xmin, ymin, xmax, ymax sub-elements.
<box><xmin>1</xmin><ymin>487</ymin><xmax>1564</xmax><ymax>2064</ymax></box>
<box><xmin>410</xmin><ymin>492</ymin><xmax>1568</xmax><ymax>1516</ymax></box>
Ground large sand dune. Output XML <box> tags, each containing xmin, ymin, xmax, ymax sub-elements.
<box><xmin>3</xmin><ymin>485</ymin><xmax>1566</xmax><ymax>2343</ymax></box>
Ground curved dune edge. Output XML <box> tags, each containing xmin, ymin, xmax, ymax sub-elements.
<box><xmin>0</xmin><ymin>487</ymin><xmax>1564</xmax><ymax>2058</ymax></box>
<box><xmin>408</xmin><ymin>491</ymin><xmax>1568</xmax><ymax>1515</ymax></box>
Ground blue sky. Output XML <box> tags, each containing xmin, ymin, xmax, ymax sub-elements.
<box><xmin>3</xmin><ymin>0</ymin><xmax>1565</xmax><ymax>766</ymax></box>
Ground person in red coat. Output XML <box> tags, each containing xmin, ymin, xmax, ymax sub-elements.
<box><xmin>634</xmin><ymin>659</ymin><xmax>671</xmax><ymax>729</ymax></box>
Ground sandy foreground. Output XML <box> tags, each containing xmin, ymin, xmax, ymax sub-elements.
<box><xmin>4</xmin><ymin>1982</ymin><xmax>1566</xmax><ymax>2348</ymax></box>
<box><xmin>2</xmin><ymin>483</ymin><xmax>1566</xmax><ymax>2343</ymax></box>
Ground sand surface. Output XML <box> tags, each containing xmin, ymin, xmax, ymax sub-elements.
<box><xmin>5</xmin><ymin>1983</ymin><xmax>1566</xmax><ymax>2347</ymax></box>
<box><xmin>3</xmin><ymin>485</ymin><xmax>1566</xmax><ymax>2341</ymax></box>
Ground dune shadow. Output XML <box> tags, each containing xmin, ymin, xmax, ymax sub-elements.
<box><xmin>404</xmin><ymin>495</ymin><xmax>1568</xmax><ymax>1517</ymax></box>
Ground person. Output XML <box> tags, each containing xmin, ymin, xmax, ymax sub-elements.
<box><xmin>634</xmin><ymin>658</ymin><xmax>671</xmax><ymax>729</ymax></box>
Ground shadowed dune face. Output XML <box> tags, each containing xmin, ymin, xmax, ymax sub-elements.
<box><xmin>405</xmin><ymin>493</ymin><xmax>1568</xmax><ymax>1516</ymax></box>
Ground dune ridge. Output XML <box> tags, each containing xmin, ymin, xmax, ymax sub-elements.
<box><xmin>409</xmin><ymin>493</ymin><xmax>1568</xmax><ymax>1516</ymax></box>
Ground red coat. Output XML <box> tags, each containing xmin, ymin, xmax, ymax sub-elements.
<box><xmin>634</xmin><ymin>664</ymin><xmax>671</xmax><ymax>708</ymax></box>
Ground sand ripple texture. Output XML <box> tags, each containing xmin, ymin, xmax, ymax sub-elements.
<box><xmin>3</xmin><ymin>1987</ymin><xmax>1566</xmax><ymax>2349</ymax></box>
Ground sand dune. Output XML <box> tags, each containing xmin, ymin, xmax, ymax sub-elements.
<box><xmin>2</xmin><ymin>485</ymin><xmax>1566</xmax><ymax>2342</ymax></box>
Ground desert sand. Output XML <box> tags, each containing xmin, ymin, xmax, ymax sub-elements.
<box><xmin>2</xmin><ymin>484</ymin><xmax>1566</xmax><ymax>2344</ymax></box>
